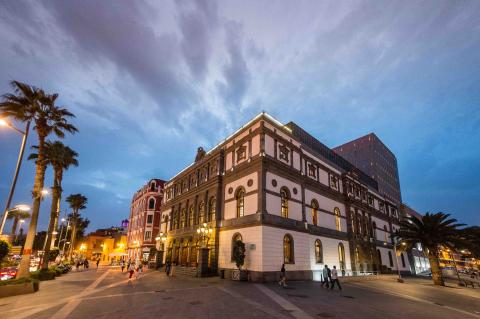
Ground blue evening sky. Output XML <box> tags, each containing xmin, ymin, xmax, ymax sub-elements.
<box><xmin>0</xmin><ymin>1</ymin><xmax>479</xmax><ymax>232</ymax></box>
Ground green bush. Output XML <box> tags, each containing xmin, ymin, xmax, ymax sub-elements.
<box><xmin>0</xmin><ymin>277</ymin><xmax>38</xmax><ymax>286</ymax></box>
<box><xmin>0</xmin><ymin>240</ymin><xmax>10</xmax><ymax>264</ymax></box>
<box><xmin>30</xmin><ymin>269</ymin><xmax>56</xmax><ymax>281</ymax></box>
<box><xmin>232</xmin><ymin>240</ymin><xmax>246</xmax><ymax>270</ymax></box>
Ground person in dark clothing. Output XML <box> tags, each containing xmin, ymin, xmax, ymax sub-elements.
<box><xmin>96</xmin><ymin>258</ymin><xmax>100</xmax><ymax>269</ymax></box>
<box><xmin>278</xmin><ymin>263</ymin><xmax>287</xmax><ymax>287</ymax></box>
<box><xmin>165</xmin><ymin>261</ymin><xmax>171</xmax><ymax>276</ymax></box>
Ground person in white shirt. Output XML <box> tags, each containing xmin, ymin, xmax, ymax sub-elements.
<box><xmin>330</xmin><ymin>265</ymin><xmax>342</xmax><ymax>290</ymax></box>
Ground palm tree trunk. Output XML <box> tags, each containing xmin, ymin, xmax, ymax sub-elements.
<box><xmin>68</xmin><ymin>211</ymin><xmax>78</xmax><ymax>259</ymax></box>
<box><xmin>428</xmin><ymin>250</ymin><xmax>444</xmax><ymax>286</ymax></box>
<box><xmin>41</xmin><ymin>170</ymin><xmax>62</xmax><ymax>270</ymax></box>
<box><xmin>17</xmin><ymin>136</ymin><xmax>47</xmax><ymax>278</ymax></box>
<box><xmin>10</xmin><ymin>217</ymin><xmax>19</xmax><ymax>237</ymax></box>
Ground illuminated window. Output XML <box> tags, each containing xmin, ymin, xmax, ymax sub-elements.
<box><xmin>280</xmin><ymin>188</ymin><xmax>289</xmax><ymax>218</ymax></box>
<box><xmin>189</xmin><ymin>205</ymin><xmax>195</xmax><ymax>226</ymax></box>
<box><xmin>209</xmin><ymin>197</ymin><xmax>216</xmax><ymax>222</ymax></box>
<box><xmin>180</xmin><ymin>208</ymin><xmax>186</xmax><ymax>228</ymax></box>
<box><xmin>338</xmin><ymin>243</ymin><xmax>345</xmax><ymax>272</ymax></box>
<box><xmin>198</xmin><ymin>202</ymin><xmax>205</xmax><ymax>224</ymax></box>
<box><xmin>334</xmin><ymin>207</ymin><xmax>341</xmax><ymax>231</ymax></box>
<box><xmin>283</xmin><ymin>234</ymin><xmax>294</xmax><ymax>264</ymax></box>
<box><xmin>311</xmin><ymin>200</ymin><xmax>318</xmax><ymax>226</ymax></box>
<box><xmin>236</xmin><ymin>188</ymin><xmax>245</xmax><ymax>218</ymax></box>
<box><xmin>315</xmin><ymin>240</ymin><xmax>323</xmax><ymax>263</ymax></box>
<box><xmin>144</xmin><ymin>231</ymin><xmax>152</xmax><ymax>241</ymax></box>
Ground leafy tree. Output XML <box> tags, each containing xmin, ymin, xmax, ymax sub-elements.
<box><xmin>29</xmin><ymin>141</ymin><xmax>78</xmax><ymax>270</ymax></box>
<box><xmin>232</xmin><ymin>240</ymin><xmax>246</xmax><ymax>270</ymax></box>
<box><xmin>1</xmin><ymin>81</ymin><xmax>77</xmax><ymax>278</ymax></box>
<box><xmin>396</xmin><ymin>212</ymin><xmax>465</xmax><ymax>286</ymax></box>
<box><xmin>33</xmin><ymin>231</ymin><xmax>47</xmax><ymax>251</ymax></box>
<box><xmin>48</xmin><ymin>248</ymin><xmax>60</xmax><ymax>262</ymax></box>
<box><xmin>65</xmin><ymin>194</ymin><xmax>88</xmax><ymax>259</ymax></box>
<box><xmin>461</xmin><ymin>226</ymin><xmax>480</xmax><ymax>259</ymax></box>
<box><xmin>6</xmin><ymin>208</ymin><xmax>30</xmax><ymax>237</ymax></box>
<box><xmin>0</xmin><ymin>240</ymin><xmax>11</xmax><ymax>264</ymax></box>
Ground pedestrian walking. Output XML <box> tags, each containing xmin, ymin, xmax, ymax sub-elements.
<box><xmin>120</xmin><ymin>260</ymin><xmax>125</xmax><ymax>273</ymax></box>
<box><xmin>330</xmin><ymin>265</ymin><xmax>342</xmax><ymax>290</ymax></box>
<box><xmin>165</xmin><ymin>260</ymin><xmax>171</xmax><ymax>277</ymax></box>
<box><xmin>278</xmin><ymin>263</ymin><xmax>287</xmax><ymax>287</ymax></box>
<box><xmin>96</xmin><ymin>258</ymin><xmax>100</xmax><ymax>269</ymax></box>
<box><xmin>128</xmin><ymin>263</ymin><xmax>135</xmax><ymax>280</ymax></box>
<box><xmin>136</xmin><ymin>262</ymin><xmax>143</xmax><ymax>279</ymax></box>
<box><xmin>75</xmin><ymin>260</ymin><xmax>80</xmax><ymax>271</ymax></box>
<box><xmin>321</xmin><ymin>265</ymin><xmax>330</xmax><ymax>288</ymax></box>
<box><xmin>84</xmin><ymin>259</ymin><xmax>89</xmax><ymax>269</ymax></box>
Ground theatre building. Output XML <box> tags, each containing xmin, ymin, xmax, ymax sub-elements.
<box><xmin>127</xmin><ymin>179</ymin><xmax>165</xmax><ymax>261</ymax></box>
<box><xmin>158</xmin><ymin>113</ymin><xmax>410</xmax><ymax>281</ymax></box>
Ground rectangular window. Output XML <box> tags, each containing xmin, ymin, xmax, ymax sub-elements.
<box><xmin>144</xmin><ymin>231</ymin><xmax>152</xmax><ymax>241</ymax></box>
<box><xmin>147</xmin><ymin>214</ymin><xmax>153</xmax><ymax>224</ymax></box>
<box><xmin>308</xmin><ymin>163</ymin><xmax>316</xmax><ymax>178</ymax></box>
<box><xmin>279</xmin><ymin>144</ymin><xmax>290</xmax><ymax>162</ymax></box>
<box><xmin>236</xmin><ymin>145</ymin><xmax>247</xmax><ymax>162</ymax></box>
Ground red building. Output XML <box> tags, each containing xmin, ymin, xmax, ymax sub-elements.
<box><xmin>127</xmin><ymin>179</ymin><xmax>165</xmax><ymax>261</ymax></box>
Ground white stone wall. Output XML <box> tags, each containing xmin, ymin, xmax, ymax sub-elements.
<box><xmin>305</xmin><ymin>189</ymin><xmax>347</xmax><ymax>232</ymax></box>
<box><xmin>219</xmin><ymin>226</ymin><xmax>263</xmax><ymax>271</ymax></box>
<box><xmin>372</xmin><ymin>216</ymin><xmax>390</xmax><ymax>242</ymax></box>
<box><xmin>224</xmin><ymin>172</ymin><xmax>259</xmax><ymax>219</ymax></box>
<box><xmin>218</xmin><ymin>225</ymin><xmax>351</xmax><ymax>276</ymax></box>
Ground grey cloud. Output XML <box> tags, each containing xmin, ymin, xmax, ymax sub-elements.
<box><xmin>218</xmin><ymin>21</ymin><xmax>250</xmax><ymax>108</ymax></box>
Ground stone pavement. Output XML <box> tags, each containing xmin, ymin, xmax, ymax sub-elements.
<box><xmin>1</xmin><ymin>267</ymin><xmax>480</xmax><ymax>319</ymax></box>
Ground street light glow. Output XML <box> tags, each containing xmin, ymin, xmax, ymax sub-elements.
<box><xmin>0</xmin><ymin>118</ymin><xmax>8</xmax><ymax>126</ymax></box>
<box><xmin>41</xmin><ymin>188</ymin><xmax>50</xmax><ymax>196</ymax></box>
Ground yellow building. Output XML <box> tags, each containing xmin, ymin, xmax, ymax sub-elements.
<box><xmin>77</xmin><ymin>227</ymin><xmax>128</xmax><ymax>264</ymax></box>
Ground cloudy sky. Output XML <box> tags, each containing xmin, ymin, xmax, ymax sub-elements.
<box><xmin>0</xmin><ymin>0</ymin><xmax>479</xmax><ymax>233</ymax></box>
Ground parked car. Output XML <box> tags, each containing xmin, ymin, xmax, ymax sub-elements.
<box><xmin>0</xmin><ymin>267</ymin><xmax>18</xmax><ymax>281</ymax></box>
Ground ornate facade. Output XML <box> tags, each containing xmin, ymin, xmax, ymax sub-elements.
<box><xmin>158</xmin><ymin>113</ymin><xmax>410</xmax><ymax>281</ymax></box>
<box><xmin>127</xmin><ymin>179</ymin><xmax>165</xmax><ymax>261</ymax></box>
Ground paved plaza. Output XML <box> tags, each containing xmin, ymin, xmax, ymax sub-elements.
<box><xmin>1</xmin><ymin>267</ymin><xmax>480</xmax><ymax>319</ymax></box>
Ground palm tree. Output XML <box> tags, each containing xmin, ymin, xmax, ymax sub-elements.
<box><xmin>66</xmin><ymin>194</ymin><xmax>87</xmax><ymax>259</ymax></box>
<box><xmin>29</xmin><ymin>141</ymin><xmax>78</xmax><ymax>270</ymax></box>
<box><xmin>7</xmin><ymin>208</ymin><xmax>30</xmax><ymax>237</ymax></box>
<box><xmin>396</xmin><ymin>212</ymin><xmax>465</xmax><ymax>286</ymax></box>
<box><xmin>0</xmin><ymin>81</ymin><xmax>77</xmax><ymax>278</ymax></box>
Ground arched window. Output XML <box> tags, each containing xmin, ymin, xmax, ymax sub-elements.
<box><xmin>388</xmin><ymin>251</ymin><xmax>394</xmax><ymax>267</ymax></box>
<box><xmin>189</xmin><ymin>205</ymin><xmax>195</xmax><ymax>226</ymax></box>
<box><xmin>315</xmin><ymin>239</ymin><xmax>323</xmax><ymax>263</ymax></box>
<box><xmin>280</xmin><ymin>188</ymin><xmax>289</xmax><ymax>218</ymax></box>
<box><xmin>283</xmin><ymin>234</ymin><xmax>294</xmax><ymax>264</ymax></box>
<box><xmin>198</xmin><ymin>202</ymin><xmax>205</xmax><ymax>224</ymax></box>
<box><xmin>148</xmin><ymin>198</ymin><xmax>155</xmax><ymax>210</ymax></box>
<box><xmin>372</xmin><ymin>222</ymin><xmax>377</xmax><ymax>239</ymax></box>
<box><xmin>401</xmin><ymin>253</ymin><xmax>406</xmax><ymax>268</ymax></box>
<box><xmin>311</xmin><ymin>200</ymin><xmax>318</xmax><ymax>226</ymax></box>
<box><xmin>351</xmin><ymin>212</ymin><xmax>356</xmax><ymax>233</ymax></box>
<box><xmin>383</xmin><ymin>225</ymin><xmax>389</xmax><ymax>242</ymax></box>
<box><xmin>209</xmin><ymin>197</ymin><xmax>216</xmax><ymax>222</ymax></box>
<box><xmin>338</xmin><ymin>243</ymin><xmax>345</xmax><ymax>272</ymax></box>
<box><xmin>180</xmin><ymin>208</ymin><xmax>186</xmax><ymax>228</ymax></box>
<box><xmin>236</xmin><ymin>188</ymin><xmax>245</xmax><ymax>218</ymax></box>
<box><xmin>334</xmin><ymin>207</ymin><xmax>341</xmax><ymax>231</ymax></box>
<box><xmin>150</xmin><ymin>182</ymin><xmax>156</xmax><ymax>192</ymax></box>
<box><xmin>231</xmin><ymin>233</ymin><xmax>242</xmax><ymax>261</ymax></box>
<box><xmin>377</xmin><ymin>249</ymin><xmax>382</xmax><ymax>265</ymax></box>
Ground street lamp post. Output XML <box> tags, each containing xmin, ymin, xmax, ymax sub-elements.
<box><xmin>155</xmin><ymin>232</ymin><xmax>167</xmax><ymax>269</ymax></box>
<box><xmin>57</xmin><ymin>218</ymin><xmax>67</xmax><ymax>249</ymax></box>
<box><xmin>0</xmin><ymin>119</ymin><xmax>31</xmax><ymax>235</ymax></box>
<box><xmin>196</xmin><ymin>223</ymin><xmax>213</xmax><ymax>277</ymax></box>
